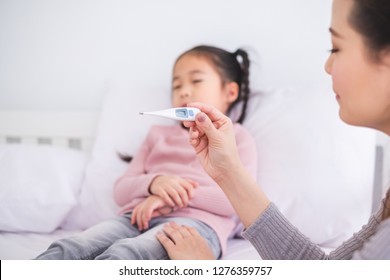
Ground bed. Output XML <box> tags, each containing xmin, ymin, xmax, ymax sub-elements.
<box><xmin>0</xmin><ymin>86</ymin><xmax>384</xmax><ymax>260</ymax></box>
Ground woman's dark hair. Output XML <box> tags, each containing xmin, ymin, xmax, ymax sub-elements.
<box><xmin>349</xmin><ymin>0</ymin><xmax>390</xmax><ymax>221</ymax></box>
<box><xmin>349</xmin><ymin>0</ymin><xmax>390</xmax><ymax>61</ymax></box>
<box><xmin>177</xmin><ymin>45</ymin><xmax>251</xmax><ymax>124</ymax></box>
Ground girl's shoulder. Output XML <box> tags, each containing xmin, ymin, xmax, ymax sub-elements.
<box><xmin>232</xmin><ymin>122</ymin><xmax>244</xmax><ymax>130</ymax></box>
<box><xmin>233</xmin><ymin>123</ymin><xmax>256</xmax><ymax>144</ymax></box>
<box><xmin>232</xmin><ymin>122</ymin><xmax>251</xmax><ymax>135</ymax></box>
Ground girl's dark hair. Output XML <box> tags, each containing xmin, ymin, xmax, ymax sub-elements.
<box><xmin>118</xmin><ymin>152</ymin><xmax>132</xmax><ymax>163</ymax></box>
<box><xmin>177</xmin><ymin>45</ymin><xmax>251</xmax><ymax>124</ymax></box>
<box><xmin>349</xmin><ymin>0</ymin><xmax>390</xmax><ymax>61</ymax></box>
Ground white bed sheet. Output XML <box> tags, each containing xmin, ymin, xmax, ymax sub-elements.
<box><xmin>0</xmin><ymin>230</ymin><xmax>261</xmax><ymax>260</ymax></box>
<box><xmin>0</xmin><ymin>230</ymin><xmax>335</xmax><ymax>260</ymax></box>
<box><xmin>0</xmin><ymin>230</ymin><xmax>79</xmax><ymax>260</ymax></box>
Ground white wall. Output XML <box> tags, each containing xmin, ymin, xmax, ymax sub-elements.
<box><xmin>0</xmin><ymin>0</ymin><xmax>333</xmax><ymax>111</ymax></box>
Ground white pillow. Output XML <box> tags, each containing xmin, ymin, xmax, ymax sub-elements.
<box><xmin>65</xmin><ymin>85</ymin><xmax>376</xmax><ymax>249</ymax></box>
<box><xmin>0</xmin><ymin>144</ymin><xmax>87</xmax><ymax>233</ymax></box>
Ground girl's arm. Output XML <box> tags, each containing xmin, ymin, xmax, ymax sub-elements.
<box><xmin>114</xmin><ymin>129</ymin><xmax>160</xmax><ymax>206</ymax></box>
<box><xmin>114</xmin><ymin>126</ymin><xmax>198</xmax><ymax>208</ymax></box>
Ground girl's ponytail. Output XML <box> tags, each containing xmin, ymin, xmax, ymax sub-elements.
<box><xmin>233</xmin><ymin>49</ymin><xmax>250</xmax><ymax>124</ymax></box>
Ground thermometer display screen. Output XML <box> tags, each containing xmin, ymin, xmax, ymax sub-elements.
<box><xmin>175</xmin><ymin>109</ymin><xmax>188</xmax><ymax>118</ymax></box>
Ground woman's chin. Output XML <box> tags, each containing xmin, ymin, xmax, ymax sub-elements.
<box><xmin>339</xmin><ymin>111</ymin><xmax>378</xmax><ymax>131</ymax></box>
<box><xmin>339</xmin><ymin>111</ymin><xmax>361</xmax><ymax>127</ymax></box>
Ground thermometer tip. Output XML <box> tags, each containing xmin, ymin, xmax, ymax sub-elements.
<box><xmin>139</xmin><ymin>112</ymin><xmax>144</xmax><ymax>115</ymax></box>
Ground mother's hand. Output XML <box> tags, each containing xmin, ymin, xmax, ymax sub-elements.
<box><xmin>156</xmin><ymin>222</ymin><xmax>216</xmax><ymax>260</ymax></box>
<box><xmin>183</xmin><ymin>103</ymin><xmax>243</xmax><ymax>183</ymax></box>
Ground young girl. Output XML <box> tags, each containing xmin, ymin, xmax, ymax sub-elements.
<box><xmin>35</xmin><ymin>45</ymin><xmax>257</xmax><ymax>260</ymax></box>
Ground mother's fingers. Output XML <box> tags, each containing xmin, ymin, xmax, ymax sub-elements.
<box><xmin>183</xmin><ymin>103</ymin><xmax>228</xmax><ymax>131</ymax></box>
<box><xmin>189</xmin><ymin>126</ymin><xmax>206</xmax><ymax>143</ymax></box>
<box><xmin>193</xmin><ymin>111</ymin><xmax>224</xmax><ymax>142</ymax></box>
<box><xmin>187</xmin><ymin>102</ymin><xmax>227</xmax><ymax>123</ymax></box>
<box><xmin>189</xmin><ymin>126</ymin><xmax>201</xmax><ymax>139</ymax></box>
<box><xmin>162</xmin><ymin>222</ymin><xmax>192</xmax><ymax>241</ymax></box>
<box><xmin>156</xmin><ymin>231</ymin><xmax>175</xmax><ymax>250</ymax></box>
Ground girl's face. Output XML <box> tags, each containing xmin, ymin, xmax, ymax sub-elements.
<box><xmin>325</xmin><ymin>0</ymin><xmax>390</xmax><ymax>134</ymax></box>
<box><xmin>172</xmin><ymin>54</ymin><xmax>238</xmax><ymax>114</ymax></box>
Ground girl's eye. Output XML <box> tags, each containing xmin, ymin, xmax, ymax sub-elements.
<box><xmin>173</xmin><ymin>85</ymin><xmax>181</xmax><ymax>90</ymax></box>
<box><xmin>192</xmin><ymin>79</ymin><xmax>202</xmax><ymax>84</ymax></box>
<box><xmin>329</xmin><ymin>48</ymin><xmax>339</xmax><ymax>54</ymax></box>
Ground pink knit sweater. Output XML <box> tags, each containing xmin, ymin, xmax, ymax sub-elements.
<box><xmin>114</xmin><ymin>124</ymin><xmax>257</xmax><ymax>254</ymax></box>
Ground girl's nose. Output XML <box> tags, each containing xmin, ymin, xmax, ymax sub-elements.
<box><xmin>179</xmin><ymin>89</ymin><xmax>190</xmax><ymax>98</ymax></box>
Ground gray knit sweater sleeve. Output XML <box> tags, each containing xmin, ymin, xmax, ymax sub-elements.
<box><xmin>241</xmin><ymin>202</ymin><xmax>390</xmax><ymax>259</ymax></box>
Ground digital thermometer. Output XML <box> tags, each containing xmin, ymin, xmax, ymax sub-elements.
<box><xmin>139</xmin><ymin>107</ymin><xmax>201</xmax><ymax>121</ymax></box>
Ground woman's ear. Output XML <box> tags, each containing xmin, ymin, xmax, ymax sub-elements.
<box><xmin>225</xmin><ymin>82</ymin><xmax>239</xmax><ymax>103</ymax></box>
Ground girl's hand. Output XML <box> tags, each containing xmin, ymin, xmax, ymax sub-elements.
<box><xmin>131</xmin><ymin>195</ymin><xmax>173</xmax><ymax>231</ymax></box>
<box><xmin>183</xmin><ymin>102</ymin><xmax>243</xmax><ymax>184</ymax></box>
<box><xmin>149</xmin><ymin>175</ymin><xmax>198</xmax><ymax>208</ymax></box>
<box><xmin>156</xmin><ymin>222</ymin><xmax>216</xmax><ymax>260</ymax></box>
